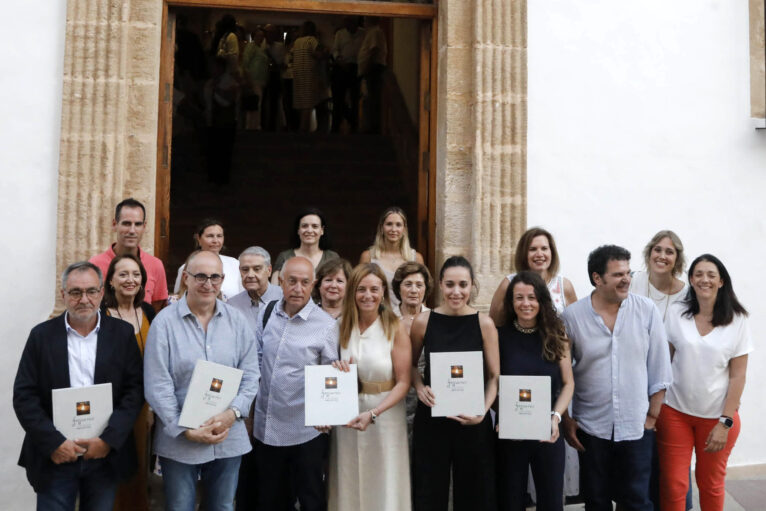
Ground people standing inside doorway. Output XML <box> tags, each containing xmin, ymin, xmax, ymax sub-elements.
<box><xmin>173</xmin><ymin>219</ymin><xmax>244</xmax><ymax>301</ymax></box>
<box><xmin>241</xmin><ymin>27</ymin><xmax>269</xmax><ymax>131</ymax></box>
<box><xmin>360</xmin><ymin>206</ymin><xmax>424</xmax><ymax>311</ymax></box>
<box><xmin>281</xmin><ymin>28</ymin><xmax>300</xmax><ymax>132</ymax></box>
<box><xmin>292</xmin><ymin>21</ymin><xmax>329</xmax><ymax>133</ymax></box>
<box><xmin>358</xmin><ymin>17</ymin><xmax>387</xmax><ymax>134</ymax></box>
<box><xmin>204</xmin><ymin>56</ymin><xmax>239</xmax><ymax>185</ymax></box>
<box><xmin>411</xmin><ymin>256</ymin><xmax>500</xmax><ymax>511</ymax></box>
<box><xmin>214</xmin><ymin>14</ymin><xmax>241</xmax><ymax>77</ymax></box>
<box><xmin>656</xmin><ymin>254</ymin><xmax>752</xmax><ymax>511</ymax></box>
<box><xmin>332</xmin><ymin>16</ymin><xmax>364</xmax><ymax>133</ymax></box>
<box><xmin>561</xmin><ymin>245</ymin><xmax>672</xmax><ymax>511</ymax></box>
<box><xmin>90</xmin><ymin>198</ymin><xmax>169</xmax><ymax>312</ymax></box>
<box><xmin>312</xmin><ymin>258</ymin><xmax>353</xmax><ymax>319</ymax></box>
<box><xmin>326</xmin><ymin>263</ymin><xmax>412</xmax><ymax>511</ymax></box>
<box><xmin>263</xmin><ymin>24</ymin><xmax>286</xmax><ymax>132</ymax></box>
<box><xmin>272</xmin><ymin>207</ymin><xmax>340</xmax><ymax>284</ymax></box>
<box><xmin>495</xmin><ymin>271</ymin><xmax>574</xmax><ymax>511</ymax></box>
<box><xmin>102</xmin><ymin>254</ymin><xmax>155</xmax><ymax>511</ymax></box>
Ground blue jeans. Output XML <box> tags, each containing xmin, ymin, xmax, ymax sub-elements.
<box><xmin>36</xmin><ymin>458</ymin><xmax>117</xmax><ymax>511</ymax></box>
<box><xmin>578</xmin><ymin>428</ymin><xmax>654</xmax><ymax>511</ymax></box>
<box><xmin>160</xmin><ymin>456</ymin><xmax>242</xmax><ymax>511</ymax></box>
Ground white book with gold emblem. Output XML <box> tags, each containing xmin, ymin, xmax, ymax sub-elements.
<box><xmin>498</xmin><ymin>375</ymin><xmax>551</xmax><ymax>440</ymax></box>
<box><xmin>430</xmin><ymin>351</ymin><xmax>485</xmax><ymax>417</ymax></box>
<box><xmin>304</xmin><ymin>364</ymin><xmax>359</xmax><ymax>426</ymax></box>
<box><xmin>52</xmin><ymin>383</ymin><xmax>113</xmax><ymax>440</ymax></box>
<box><xmin>178</xmin><ymin>360</ymin><xmax>243</xmax><ymax>429</ymax></box>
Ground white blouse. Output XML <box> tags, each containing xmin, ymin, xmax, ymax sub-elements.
<box><xmin>665</xmin><ymin>304</ymin><xmax>753</xmax><ymax>418</ymax></box>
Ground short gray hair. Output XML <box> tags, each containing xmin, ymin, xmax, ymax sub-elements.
<box><xmin>61</xmin><ymin>261</ymin><xmax>103</xmax><ymax>289</ymax></box>
<box><xmin>239</xmin><ymin>246</ymin><xmax>272</xmax><ymax>266</ymax></box>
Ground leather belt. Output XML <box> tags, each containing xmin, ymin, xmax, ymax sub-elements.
<box><xmin>359</xmin><ymin>379</ymin><xmax>396</xmax><ymax>394</ymax></box>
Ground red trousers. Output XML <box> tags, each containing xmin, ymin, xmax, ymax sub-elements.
<box><xmin>656</xmin><ymin>404</ymin><xmax>740</xmax><ymax>511</ymax></box>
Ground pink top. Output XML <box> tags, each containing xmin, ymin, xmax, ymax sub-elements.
<box><xmin>90</xmin><ymin>245</ymin><xmax>169</xmax><ymax>303</ymax></box>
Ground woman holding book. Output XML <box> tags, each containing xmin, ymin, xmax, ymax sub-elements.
<box><xmin>410</xmin><ymin>255</ymin><xmax>500</xmax><ymax>510</ymax></box>
<box><xmin>327</xmin><ymin>263</ymin><xmax>412</xmax><ymax>511</ymax></box>
<box><xmin>495</xmin><ymin>271</ymin><xmax>573</xmax><ymax>511</ymax></box>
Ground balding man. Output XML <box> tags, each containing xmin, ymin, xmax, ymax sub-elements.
<box><xmin>144</xmin><ymin>250</ymin><xmax>260</xmax><ymax>510</ymax></box>
<box><xmin>253</xmin><ymin>257</ymin><xmax>338</xmax><ymax>511</ymax></box>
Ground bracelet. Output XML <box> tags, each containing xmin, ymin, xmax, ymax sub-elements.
<box><xmin>369</xmin><ymin>408</ymin><xmax>378</xmax><ymax>424</ymax></box>
<box><xmin>551</xmin><ymin>411</ymin><xmax>562</xmax><ymax>423</ymax></box>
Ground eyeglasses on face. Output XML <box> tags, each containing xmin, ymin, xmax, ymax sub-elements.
<box><xmin>186</xmin><ymin>271</ymin><xmax>224</xmax><ymax>285</ymax></box>
<box><xmin>65</xmin><ymin>288</ymin><xmax>102</xmax><ymax>299</ymax></box>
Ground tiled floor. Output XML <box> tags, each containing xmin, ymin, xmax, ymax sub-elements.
<box><xmin>562</xmin><ymin>465</ymin><xmax>766</xmax><ymax>511</ymax></box>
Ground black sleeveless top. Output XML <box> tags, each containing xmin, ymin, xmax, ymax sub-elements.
<box><xmin>497</xmin><ymin>324</ymin><xmax>562</xmax><ymax>408</ymax></box>
<box><xmin>423</xmin><ymin>311</ymin><xmax>484</xmax><ymax>386</ymax></box>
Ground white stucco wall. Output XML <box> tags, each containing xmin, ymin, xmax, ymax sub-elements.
<box><xmin>528</xmin><ymin>1</ymin><xmax>766</xmax><ymax>466</ymax></box>
<box><xmin>0</xmin><ymin>1</ymin><xmax>66</xmax><ymax>505</ymax></box>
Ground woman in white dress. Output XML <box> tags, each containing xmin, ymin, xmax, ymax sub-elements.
<box><xmin>630</xmin><ymin>230</ymin><xmax>688</xmax><ymax>320</ymax></box>
<box><xmin>327</xmin><ymin>263</ymin><xmax>412</xmax><ymax>511</ymax></box>
<box><xmin>173</xmin><ymin>219</ymin><xmax>243</xmax><ymax>301</ymax></box>
<box><xmin>360</xmin><ymin>207</ymin><xmax>424</xmax><ymax>311</ymax></box>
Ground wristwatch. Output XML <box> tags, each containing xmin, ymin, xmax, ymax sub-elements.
<box><xmin>230</xmin><ymin>406</ymin><xmax>242</xmax><ymax>420</ymax></box>
<box><xmin>719</xmin><ymin>416</ymin><xmax>733</xmax><ymax>429</ymax></box>
<box><xmin>551</xmin><ymin>411</ymin><xmax>562</xmax><ymax>423</ymax></box>
<box><xmin>369</xmin><ymin>409</ymin><xmax>378</xmax><ymax>424</ymax></box>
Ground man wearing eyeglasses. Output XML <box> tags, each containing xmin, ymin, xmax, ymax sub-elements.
<box><xmin>144</xmin><ymin>250</ymin><xmax>260</xmax><ymax>509</ymax></box>
<box><xmin>13</xmin><ymin>261</ymin><xmax>144</xmax><ymax>510</ymax></box>
<box><xmin>89</xmin><ymin>198</ymin><xmax>169</xmax><ymax>312</ymax></box>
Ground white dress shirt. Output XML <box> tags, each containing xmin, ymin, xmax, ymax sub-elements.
<box><xmin>65</xmin><ymin>311</ymin><xmax>101</xmax><ymax>387</ymax></box>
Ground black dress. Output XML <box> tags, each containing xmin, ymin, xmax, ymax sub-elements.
<box><xmin>413</xmin><ymin>312</ymin><xmax>496</xmax><ymax>511</ymax></box>
<box><xmin>496</xmin><ymin>324</ymin><xmax>565</xmax><ymax>511</ymax></box>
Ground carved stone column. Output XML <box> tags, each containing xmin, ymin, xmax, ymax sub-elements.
<box><xmin>54</xmin><ymin>0</ymin><xmax>162</xmax><ymax>313</ymax></box>
<box><xmin>435</xmin><ymin>0</ymin><xmax>527</xmax><ymax>306</ymax></box>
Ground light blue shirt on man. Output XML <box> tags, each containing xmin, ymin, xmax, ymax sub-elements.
<box><xmin>144</xmin><ymin>295</ymin><xmax>260</xmax><ymax>464</ymax></box>
<box><xmin>562</xmin><ymin>293</ymin><xmax>672</xmax><ymax>442</ymax></box>
<box><xmin>253</xmin><ymin>298</ymin><xmax>338</xmax><ymax>447</ymax></box>
<box><xmin>227</xmin><ymin>283</ymin><xmax>284</xmax><ymax>333</ymax></box>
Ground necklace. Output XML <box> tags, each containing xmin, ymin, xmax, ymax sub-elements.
<box><xmin>114</xmin><ymin>306</ymin><xmax>144</xmax><ymax>346</ymax></box>
<box><xmin>513</xmin><ymin>319</ymin><xmax>538</xmax><ymax>334</ymax></box>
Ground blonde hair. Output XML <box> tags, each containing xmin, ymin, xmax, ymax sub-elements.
<box><xmin>369</xmin><ymin>207</ymin><xmax>415</xmax><ymax>261</ymax></box>
<box><xmin>339</xmin><ymin>263</ymin><xmax>399</xmax><ymax>349</ymax></box>
<box><xmin>642</xmin><ymin>230</ymin><xmax>686</xmax><ymax>277</ymax></box>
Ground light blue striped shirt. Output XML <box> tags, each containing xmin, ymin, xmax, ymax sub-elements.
<box><xmin>227</xmin><ymin>284</ymin><xmax>284</xmax><ymax>334</ymax></box>
<box><xmin>253</xmin><ymin>298</ymin><xmax>338</xmax><ymax>446</ymax></box>
<box><xmin>562</xmin><ymin>293</ymin><xmax>672</xmax><ymax>441</ymax></box>
<box><xmin>144</xmin><ymin>296</ymin><xmax>260</xmax><ymax>464</ymax></box>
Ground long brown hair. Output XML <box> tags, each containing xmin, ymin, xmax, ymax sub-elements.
<box><xmin>504</xmin><ymin>271</ymin><xmax>569</xmax><ymax>362</ymax></box>
<box><xmin>339</xmin><ymin>264</ymin><xmax>399</xmax><ymax>349</ymax></box>
<box><xmin>103</xmin><ymin>254</ymin><xmax>147</xmax><ymax>308</ymax></box>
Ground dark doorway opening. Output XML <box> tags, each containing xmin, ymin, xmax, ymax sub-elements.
<box><xmin>156</xmin><ymin>2</ymin><xmax>437</xmax><ymax>292</ymax></box>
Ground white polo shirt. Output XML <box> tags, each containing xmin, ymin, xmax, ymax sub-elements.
<box><xmin>665</xmin><ymin>304</ymin><xmax>753</xmax><ymax>418</ymax></box>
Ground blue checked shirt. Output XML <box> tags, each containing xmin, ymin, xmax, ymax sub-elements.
<box><xmin>144</xmin><ymin>296</ymin><xmax>260</xmax><ymax>464</ymax></box>
<box><xmin>562</xmin><ymin>293</ymin><xmax>672</xmax><ymax>442</ymax></box>
<box><xmin>253</xmin><ymin>298</ymin><xmax>339</xmax><ymax>446</ymax></box>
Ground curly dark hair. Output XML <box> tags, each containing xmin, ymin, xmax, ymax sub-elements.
<box><xmin>504</xmin><ymin>271</ymin><xmax>569</xmax><ymax>362</ymax></box>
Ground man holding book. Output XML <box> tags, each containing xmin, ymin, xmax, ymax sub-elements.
<box><xmin>13</xmin><ymin>261</ymin><xmax>144</xmax><ymax>510</ymax></box>
<box><xmin>144</xmin><ymin>250</ymin><xmax>260</xmax><ymax>510</ymax></box>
